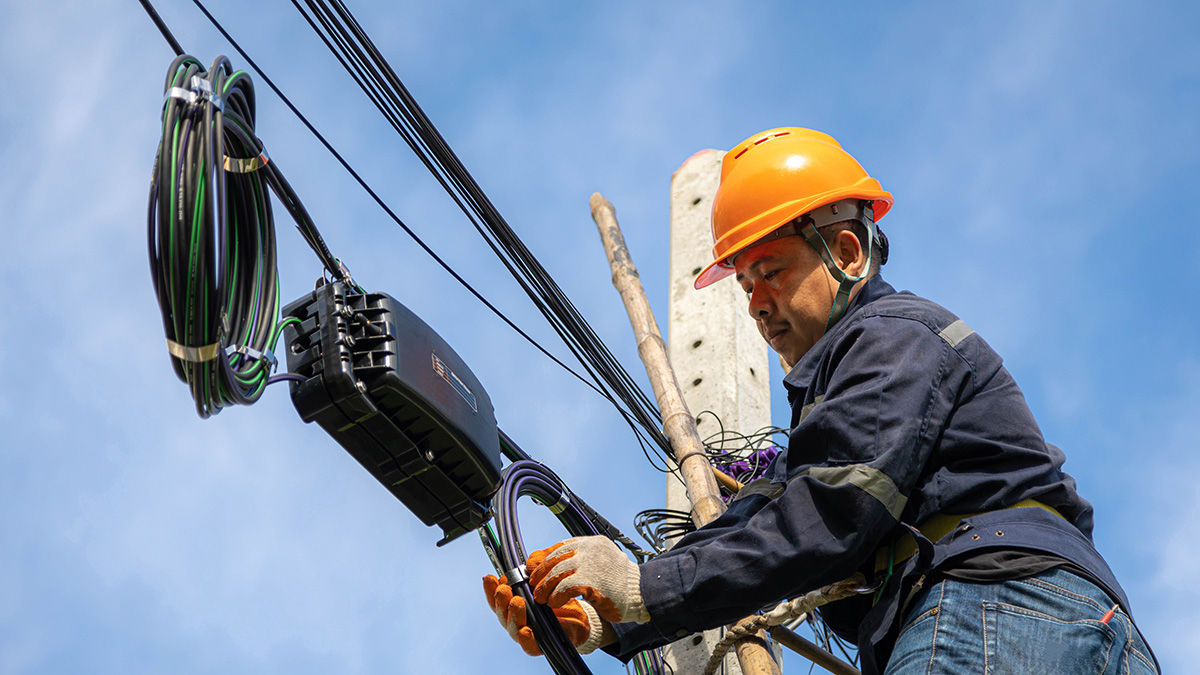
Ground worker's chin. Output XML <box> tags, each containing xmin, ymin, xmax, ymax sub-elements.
<box><xmin>769</xmin><ymin>344</ymin><xmax>799</xmax><ymax>371</ymax></box>
<box><xmin>775</xmin><ymin>350</ymin><xmax>795</xmax><ymax>372</ymax></box>
<box><xmin>777</xmin><ymin>341</ymin><xmax>811</xmax><ymax>370</ymax></box>
<box><xmin>762</xmin><ymin>331</ymin><xmax>803</xmax><ymax>369</ymax></box>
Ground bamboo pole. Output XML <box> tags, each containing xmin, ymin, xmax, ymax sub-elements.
<box><xmin>713</xmin><ymin>466</ymin><xmax>744</xmax><ymax>493</ymax></box>
<box><xmin>589</xmin><ymin>192</ymin><xmax>781</xmax><ymax>675</ymax></box>
<box><xmin>589</xmin><ymin>193</ymin><xmax>724</xmax><ymax>526</ymax></box>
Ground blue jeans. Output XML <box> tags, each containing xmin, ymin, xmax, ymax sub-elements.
<box><xmin>883</xmin><ymin>568</ymin><xmax>1157</xmax><ymax>675</ymax></box>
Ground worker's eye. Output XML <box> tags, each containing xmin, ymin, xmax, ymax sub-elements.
<box><xmin>763</xmin><ymin>270</ymin><xmax>780</xmax><ymax>281</ymax></box>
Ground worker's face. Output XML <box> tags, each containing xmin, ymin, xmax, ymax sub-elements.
<box><xmin>733</xmin><ymin>231</ymin><xmax>865</xmax><ymax>367</ymax></box>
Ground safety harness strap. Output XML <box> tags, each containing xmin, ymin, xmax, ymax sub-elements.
<box><xmin>873</xmin><ymin>499</ymin><xmax>1067</xmax><ymax>573</ymax></box>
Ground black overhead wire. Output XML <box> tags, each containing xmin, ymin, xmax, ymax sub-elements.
<box><xmin>285</xmin><ymin>0</ymin><xmax>673</xmax><ymax>469</ymax></box>
<box><xmin>138</xmin><ymin>0</ymin><xmax>185</xmax><ymax>56</ymax></box>
<box><xmin>176</xmin><ymin>0</ymin><xmax>674</xmax><ymax>472</ymax></box>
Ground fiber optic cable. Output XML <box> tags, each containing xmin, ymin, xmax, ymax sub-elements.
<box><xmin>491</xmin><ymin>454</ymin><xmax>662</xmax><ymax>675</ymax></box>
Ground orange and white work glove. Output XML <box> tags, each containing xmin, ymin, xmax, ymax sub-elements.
<box><xmin>482</xmin><ymin>574</ymin><xmax>605</xmax><ymax>656</ymax></box>
<box><xmin>528</xmin><ymin>536</ymin><xmax>650</xmax><ymax>624</ymax></box>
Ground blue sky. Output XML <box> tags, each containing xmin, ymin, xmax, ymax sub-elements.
<box><xmin>1</xmin><ymin>1</ymin><xmax>1197</xmax><ymax>673</ymax></box>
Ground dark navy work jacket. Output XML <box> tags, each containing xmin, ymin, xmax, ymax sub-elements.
<box><xmin>608</xmin><ymin>275</ymin><xmax>1129</xmax><ymax>674</ymax></box>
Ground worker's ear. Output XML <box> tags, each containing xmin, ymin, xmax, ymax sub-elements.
<box><xmin>832</xmin><ymin>229</ymin><xmax>866</xmax><ymax>277</ymax></box>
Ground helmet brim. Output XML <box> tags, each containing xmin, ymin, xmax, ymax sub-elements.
<box><xmin>694</xmin><ymin>188</ymin><xmax>892</xmax><ymax>289</ymax></box>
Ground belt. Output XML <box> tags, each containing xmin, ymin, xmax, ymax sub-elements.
<box><xmin>873</xmin><ymin>499</ymin><xmax>1066</xmax><ymax>574</ymax></box>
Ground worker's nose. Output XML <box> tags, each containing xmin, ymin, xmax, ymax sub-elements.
<box><xmin>747</xmin><ymin>287</ymin><xmax>770</xmax><ymax>318</ymax></box>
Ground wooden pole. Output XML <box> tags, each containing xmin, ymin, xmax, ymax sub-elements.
<box><xmin>713</xmin><ymin>466</ymin><xmax>744</xmax><ymax>493</ymax></box>
<box><xmin>590</xmin><ymin>193</ymin><xmax>724</xmax><ymax>526</ymax></box>
<box><xmin>589</xmin><ymin>192</ymin><xmax>781</xmax><ymax>675</ymax></box>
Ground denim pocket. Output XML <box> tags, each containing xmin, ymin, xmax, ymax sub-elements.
<box><xmin>983</xmin><ymin>601</ymin><xmax>1116</xmax><ymax>674</ymax></box>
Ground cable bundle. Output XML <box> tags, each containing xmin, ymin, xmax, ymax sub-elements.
<box><xmin>633</xmin><ymin>508</ymin><xmax>696</xmax><ymax>554</ymax></box>
<box><xmin>485</xmin><ymin>454</ymin><xmax>661</xmax><ymax>675</ymax></box>
<box><xmin>148</xmin><ymin>54</ymin><xmax>352</xmax><ymax>417</ymax></box>
<box><xmin>632</xmin><ymin>418</ymin><xmax>786</xmax><ymax>552</ymax></box>
<box><xmin>698</xmin><ymin>413</ymin><xmax>786</xmax><ymax>499</ymax></box>
<box><xmin>287</xmin><ymin>0</ymin><xmax>674</xmax><ymax>471</ymax></box>
<box><xmin>148</xmin><ymin>55</ymin><xmax>285</xmax><ymax>417</ymax></box>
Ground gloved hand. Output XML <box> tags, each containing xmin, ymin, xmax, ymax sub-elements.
<box><xmin>482</xmin><ymin>573</ymin><xmax>605</xmax><ymax>656</ymax></box>
<box><xmin>527</xmin><ymin>536</ymin><xmax>650</xmax><ymax>624</ymax></box>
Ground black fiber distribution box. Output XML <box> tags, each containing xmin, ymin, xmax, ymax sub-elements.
<box><xmin>282</xmin><ymin>282</ymin><xmax>501</xmax><ymax>545</ymax></box>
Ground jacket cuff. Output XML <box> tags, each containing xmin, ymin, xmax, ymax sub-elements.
<box><xmin>638</xmin><ymin>553</ymin><xmax>696</xmax><ymax>639</ymax></box>
<box><xmin>603</xmin><ymin>621</ymin><xmax>670</xmax><ymax>662</ymax></box>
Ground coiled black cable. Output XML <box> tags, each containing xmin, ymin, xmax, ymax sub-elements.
<box><xmin>147</xmin><ymin>54</ymin><xmax>354</xmax><ymax>417</ymax></box>
<box><xmin>148</xmin><ymin>55</ymin><xmax>282</xmax><ymax>417</ymax></box>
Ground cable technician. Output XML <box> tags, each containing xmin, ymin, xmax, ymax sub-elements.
<box><xmin>484</xmin><ymin>127</ymin><xmax>1158</xmax><ymax>675</ymax></box>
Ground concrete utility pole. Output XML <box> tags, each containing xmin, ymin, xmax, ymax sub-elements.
<box><xmin>663</xmin><ymin>150</ymin><xmax>779</xmax><ymax>674</ymax></box>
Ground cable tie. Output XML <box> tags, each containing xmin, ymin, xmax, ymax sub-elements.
<box><xmin>224</xmin><ymin>345</ymin><xmax>278</xmax><ymax>370</ymax></box>
<box><xmin>163</xmin><ymin>87</ymin><xmax>198</xmax><ymax>106</ymax></box>
<box><xmin>187</xmin><ymin>75</ymin><xmax>223</xmax><ymax>111</ymax></box>
<box><xmin>547</xmin><ymin>491</ymin><xmax>571</xmax><ymax>515</ymax></box>
<box><xmin>166</xmin><ymin>338</ymin><xmax>221</xmax><ymax>363</ymax></box>
<box><xmin>224</xmin><ymin>148</ymin><xmax>270</xmax><ymax>173</ymax></box>
<box><xmin>190</xmin><ymin>76</ymin><xmax>213</xmax><ymax>94</ymax></box>
<box><xmin>505</xmin><ymin>564</ymin><xmax>528</xmax><ymax>585</ymax></box>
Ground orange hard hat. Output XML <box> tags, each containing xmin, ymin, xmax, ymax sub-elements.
<box><xmin>694</xmin><ymin>127</ymin><xmax>893</xmax><ymax>289</ymax></box>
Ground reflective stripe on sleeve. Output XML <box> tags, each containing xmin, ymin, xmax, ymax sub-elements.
<box><xmin>731</xmin><ymin>477</ymin><xmax>786</xmax><ymax>503</ymax></box>
<box><xmin>732</xmin><ymin>464</ymin><xmax>908</xmax><ymax>520</ymax></box>
<box><xmin>800</xmin><ymin>464</ymin><xmax>908</xmax><ymax>521</ymax></box>
<box><xmin>937</xmin><ymin>319</ymin><xmax>974</xmax><ymax>348</ymax></box>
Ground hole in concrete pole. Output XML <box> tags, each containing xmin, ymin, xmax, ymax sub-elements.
<box><xmin>692</xmin><ymin>197</ymin><xmax>702</xmax><ymax>206</ymax></box>
<box><xmin>692</xmin><ymin>378</ymin><xmax>702</xmax><ymax>387</ymax></box>
<box><xmin>691</xmin><ymin>267</ymin><xmax>702</xmax><ymax>275</ymax></box>
<box><xmin>692</xmin><ymin>340</ymin><xmax>702</xmax><ymax>349</ymax></box>
<box><xmin>749</xmin><ymin>367</ymin><xmax>756</xmax><ymax>376</ymax></box>
<box><xmin>691</xmin><ymin>635</ymin><xmax>704</xmax><ymax>646</ymax></box>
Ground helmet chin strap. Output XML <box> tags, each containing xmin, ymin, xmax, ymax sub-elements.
<box><xmin>796</xmin><ymin>199</ymin><xmax>879</xmax><ymax>332</ymax></box>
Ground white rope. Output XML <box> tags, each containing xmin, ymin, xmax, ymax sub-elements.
<box><xmin>701</xmin><ymin>574</ymin><xmax>867</xmax><ymax>675</ymax></box>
